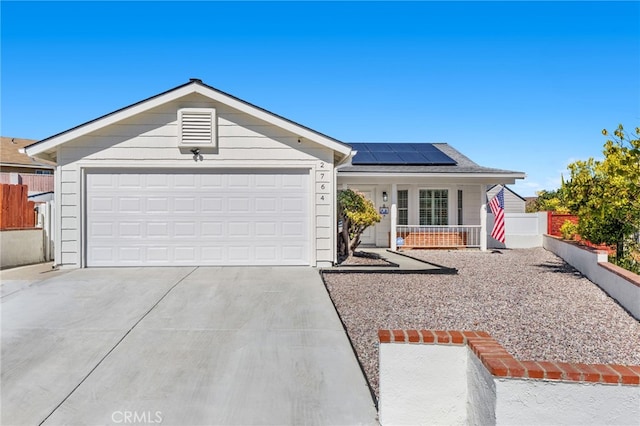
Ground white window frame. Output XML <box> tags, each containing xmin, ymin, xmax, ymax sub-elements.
<box><xmin>419</xmin><ymin>189</ymin><xmax>449</xmax><ymax>226</ymax></box>
<box><xmin>397</xmin><ymin>189</ymin><xmax>409</xmax><ymax>225</ymax></box>
<box><xmin>457</xmin><ymin>189</ymin><xmax>463</xmax><ymax>225</ymax></box>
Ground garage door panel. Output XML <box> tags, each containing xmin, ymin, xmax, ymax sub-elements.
<box><xmin>174</xmin><ymin>174</ymin><xmax>197</xmax><ymax>188</ymax></box>
<box><xmin>255</xmin><ymin>198</ymin><xmax>277</xmax><ymax>212</ymax></box>
<box><xmin>282</xmin><ymin>245</ymin><xmax>306</xmax><ymax>262</ymax></box>
<box><xmin>228</xmin><ymin>174</ymin><xmax>251</xmax><ymax>188</ymax></box>
<box><xmin>119</xmin><ymin>174</ymin><xmax>143</xmax><ymax>188</ymax></box>
<box><xmin>147</xmin><ymin>247</ymin><xmax>169</xmax><ymax>261</ymax></box>
<box><xmin>201</xmin><ymin>246</ymin><xmax>223</xmax><ymax>261</ymax></box>
<box><xmin>147</xmin><ymin>222</ymin><xmax>170</xmax><ymax>238</ymax></box>
<box><xmin>281</xmin><ymin>221</ymin><xmax>305</xmax><ymax>237</ymax></box>
<box><xmin>200</xmin><ymin>174</ymin><xmax>223</xmax><ymax>188</ymax></box>
<box><xmin>91</xmin><ymin>197</ymin><xmax>114</xmax><ymax>213</ymax></box>
<box><xmin>174</xmin><ymin>222</ymin><xmax>197</xmax><ymax>237</ymax></box>
<box><xmin>201</xmin><ymin>197</ymin><xmax>223</xmax><ymax>212</ymax></box>
<box><xmin>255</xmin><ymin>222</ymin><xmax>277</xmax><ymax>237</ymax></box>
<box><xmin>282</xmin><ymin>197</ymin><xmax>307</xmax><ymax>214</ymax></box>
<box><xmin>256</xmin><ymin>175</ymin><xmax>277</xmax><ymax>188</ymax></box>
<box><xmin>175</xmin><ymin>198</ymin><xmax>197</xmax><ymax>213</ymax></box>
<box><xmin>119</xmin><ymin>222</ymin><xmax>142</xmax><ymax>238</ymax></box>
<box><xmin>87</xmin><ymin>170</ymin><xmax>310</xmax><ymax>266</ymax></box>
<box><xmin>201</xmin><ymin>222</ymin><xmax>223</xmax><ymax>237</ymax></box>
<box><xmin>90</xmin><ymin>222</ymin><xmax>114</xmax><ymax>237</ymax></box>
<box><xmin>118</xmin><ymin>246</ymin><xmax>142</xmax><ymax>262</ymax></box>
<box><xmin>255</xmin><ymin>246</ymin><xmax>278</xmax><ymax>261</ymax></box>
<box><xmin>228</xmin><ymin>246</ymin><xmax>251</xmax><ymax>261</ymax></box>
<box><xmin>147</xmin><ymin>198</ymin><xmax>170</xmax><ymax>213</ymax></box>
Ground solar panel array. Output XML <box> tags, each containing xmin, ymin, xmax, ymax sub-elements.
<box><xmin>350</xmin><ymin>143</ymin><xmax>457</xmax><ymax>166</ymax></box>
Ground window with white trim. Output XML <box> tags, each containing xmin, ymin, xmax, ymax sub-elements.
<box><xmin>457</xmin><ymin>190</ymin><xmax>463</xmax><ymax>225</ymax></box>
<box><xmin>419</xmin><ymin>189</ymin><xmax>448</xmax><ymax>225</ymax></box>
<box><xmin>397</xmin><ymin>190</ymin><xmax>408</xmax><ymax>225</ymax></box>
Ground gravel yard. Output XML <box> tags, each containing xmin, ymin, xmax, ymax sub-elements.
<box><xmin>322</xmin><ymin>247</ymin><xmax>640</xmax><ymax>400</ymax></box>
<box><xmin>339</xmin><ymin>251</ymin><xmax>396</xmax><ymax>266</ymax></box>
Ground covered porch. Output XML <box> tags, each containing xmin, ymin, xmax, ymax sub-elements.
<box><xmin>337</xmin><ymin>179</ymin><xmax>492</xmax><ymax>251</ymax></box>
<box><xmin>335</xmin><ymin>142</ymin><xmax>526</xmax><ymax>253</ymax></box>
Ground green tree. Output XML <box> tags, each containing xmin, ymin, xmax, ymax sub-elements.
<box><xmin>337</xmin><ymin>189</ymin><xmax>381</xmax><ymax>260</ymax></box>
<box><xmin>526</xmin><ymin>188</ymin><xmax>569</xmax><ymax>213</ymax></box>
<box><xmin>563</xmin><ymin>124</ymin><xmax>640</xmax><ymax>260</ymax></box>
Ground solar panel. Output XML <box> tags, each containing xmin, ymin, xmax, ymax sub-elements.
<box><xmin>350</xmin><ymin>143</ymin><xmax>457</xmax><ymax>165</ymax></box>
<box><xmin>372</xmin><ymin>151</ymin><xmax>402</xmax><ymax>163</ymax></box>
<box><xmin>351</xmin><ymin>151</ymin><xmax>376</xmax><ymax>164</ymax></box>
<box><xmin>389</xmin><ymin>144</ymin><xmax>417</xmax><ymax>153</ymax></box>
<box><xmin>397</xmin><ymin>152</ymin><xmax>421</xmax><ymax>163</ymax></box>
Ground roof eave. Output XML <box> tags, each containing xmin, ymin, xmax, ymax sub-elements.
<box><xmin>337</xmin><ymin>171</ymin><xmax>526</xmax><ymax>179</ymax></box>
<box><xmin>0</xmin><ymin>161</ymin><xmax>55</xmax><ymax>169</ymax></box>
<box><xmin>25</xmin><ymin>80</ymin><xmax>352</xmax><ymax>159</ymax></box>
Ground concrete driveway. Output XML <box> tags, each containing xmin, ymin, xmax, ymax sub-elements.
<box><xmin>1</xmin><ymin>266</ymin><xmax>378</xmax><ymax>425</ymax></box>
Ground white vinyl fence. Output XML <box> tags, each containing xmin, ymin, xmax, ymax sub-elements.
<box><xmin>488</xmin><ymin>212</ymin><xmax>547</xmax><ymax>249</ymax></box>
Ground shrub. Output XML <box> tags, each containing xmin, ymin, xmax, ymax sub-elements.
<box><xmin>560</xmin><ymin>220</ymin><xmax>579</xmax><ymax>240</ymax></box>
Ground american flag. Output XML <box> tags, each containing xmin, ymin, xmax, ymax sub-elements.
<box><xmin>489</xmin><ymin>188</ymin><xmax>505</xmax><ymax>243</ymax></box>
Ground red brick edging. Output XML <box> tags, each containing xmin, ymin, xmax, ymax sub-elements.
<box><xmin>379</xmin><ymin>329</ymin><xmax>640</xmax><ymax>386</ymax></box>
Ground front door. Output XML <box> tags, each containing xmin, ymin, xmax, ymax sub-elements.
<box><xmin>359</xmin><ymin>189</ymin><xmax>376</xmax><ymax>245</ymax></box>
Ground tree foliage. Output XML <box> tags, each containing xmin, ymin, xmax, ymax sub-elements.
<box><xmin>563</xmin><ymin>124</ymin><xmax>640</xmax><ymax>260</ymax></box>
<box><xmin>337</xmin><ymin>189</ymin><xmax>381</xmax><ymax>260</ymax></box>
<box><xmin>526</xmin><ymin>188</ymin><xmax>569</xmax><ymax>213</ymax></box>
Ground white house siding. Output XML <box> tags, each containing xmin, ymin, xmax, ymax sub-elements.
<box><xmin>55</xmin><ymin>93</ymin><xmax>335</xmax><ymax>267</ymax></box>
<box><xmin>461</xmin><ymin>185</ymin><xmax>481</xmax><ymax>225</ymax></box>
<box><xmin>487</xmin><ymin>185</ymin><xmax>525</xmax><ymax>214</ymax></box>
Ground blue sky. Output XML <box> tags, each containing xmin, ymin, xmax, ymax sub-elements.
<box><xmin>2</xmin><ymin>1</ymin><xmax>639</xmax><ymax>196</ymax></box>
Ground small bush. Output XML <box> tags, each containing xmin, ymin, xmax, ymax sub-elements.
<box><xmin>610</xmin><ymin>255</ymin><xmax>640</xmax><ymax>275</ymax></box>
<box><xmin>560</xmin><ymin>220</ymin><xmax>579</xmax><ymax>240</ymax></box>
<box><xmin>609</xmin><ymin>242</ymin><xmax>640</xmax><ymax>274</ymax></box>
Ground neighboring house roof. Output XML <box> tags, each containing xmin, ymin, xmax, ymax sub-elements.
<box><xmin>24</xmin><ymin>79</ymin><xmax>352</xmax><ymax>162</ymax></box>
<box><xmin>339</xmin><ymin>143</ymin><xmax>525</xmax><ymax>178</ymax></box>
<box><xmin>487</xmin><ymin>184</ymin><xmax>527</xmax><ymax>202</ymax></box>
<box><xmin>0</xmin><ymin>137</ymin><xmax>55</xmax><ymax>170</ymax></box>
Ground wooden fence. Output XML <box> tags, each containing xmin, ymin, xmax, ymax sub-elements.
<box><xmin>0</xmin><ymin>172</ymin><xmax>54</xmax><ymax>193</ymax></box>
<box><xmin>546</xmin><ymin>212</ymin><xmax>579</xmax><ymax>237</ymax></box>
<box><xmin>547</xmin><ymin>211</ymin><xmax>614</xmax><ymax>254</ymax></box>
<box><xmin>0</xmin><ymin>184</ymin><xmax>36</xmax><ymax>229</ymax></box>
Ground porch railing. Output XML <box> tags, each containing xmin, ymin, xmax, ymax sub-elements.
<box><xmin>395</xmin><ymin>225</ymin><xmax>482</xmax><ymax>248</ymax></box>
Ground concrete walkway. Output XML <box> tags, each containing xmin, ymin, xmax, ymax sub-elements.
<box><xmin>1</xmin><ymin>265</ymin><xmax>378</xmax><ymax>425</ymax></box>
<box><xmin>326</xmin><ymin>248</ymin><xmax>457</xmax><ymax>274</ymax></box>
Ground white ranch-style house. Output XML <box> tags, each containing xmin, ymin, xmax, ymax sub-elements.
<box><xmin>25</xmin><ymin>79</ymin><xmax>524</xmax><ymax>268</ymax></box>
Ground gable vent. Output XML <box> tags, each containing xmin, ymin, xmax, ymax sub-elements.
<box><xmin>178</xmin><ymin>108</ymin><xmax>216</xmax><ymax>147</ymax></box>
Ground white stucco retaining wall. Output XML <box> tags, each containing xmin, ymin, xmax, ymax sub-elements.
<box><xmin>379</xmin><ymin>344</ymin><xmax>468</xmax><ymax>425</ymax></box>
<box><xmin>1</xmin><ymin>229</ymin><xmax>45</xmax><ymax>269</ymax></box>
<box><xmin>466</xmin><ymin>351</ymin><xmax>496</xmax><ymax>425</ymax></box>
<box><xmin>379</xmin><ymin>334</ymin><xmax>640</xmax><ymax>426</ymax></box>
<box><xmin>543</xmin><ymin>235</ymin><xmax>640</xmax><ymax>319</ymax></box>
<box><xmin>495</xmin><ymin>378</ymin><xmax>640</xmax><ymax>425</ymax></box>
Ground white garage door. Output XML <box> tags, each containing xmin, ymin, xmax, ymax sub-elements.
<box><xmin>86</xmin><ymin>170</ymin><xmax>309</xmax><ymax>266</ymax></box>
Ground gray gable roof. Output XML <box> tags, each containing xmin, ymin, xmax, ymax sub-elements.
<box><xmin>339</xmin><ymin>143</ymin><xmax>524</xmax><ymax>176</ymax></box>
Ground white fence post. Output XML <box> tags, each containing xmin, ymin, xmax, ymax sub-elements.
<box><xmin>390</xmin><ymin>184</ymin><xmax>397</xmax><ymax>251</ymax></box>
